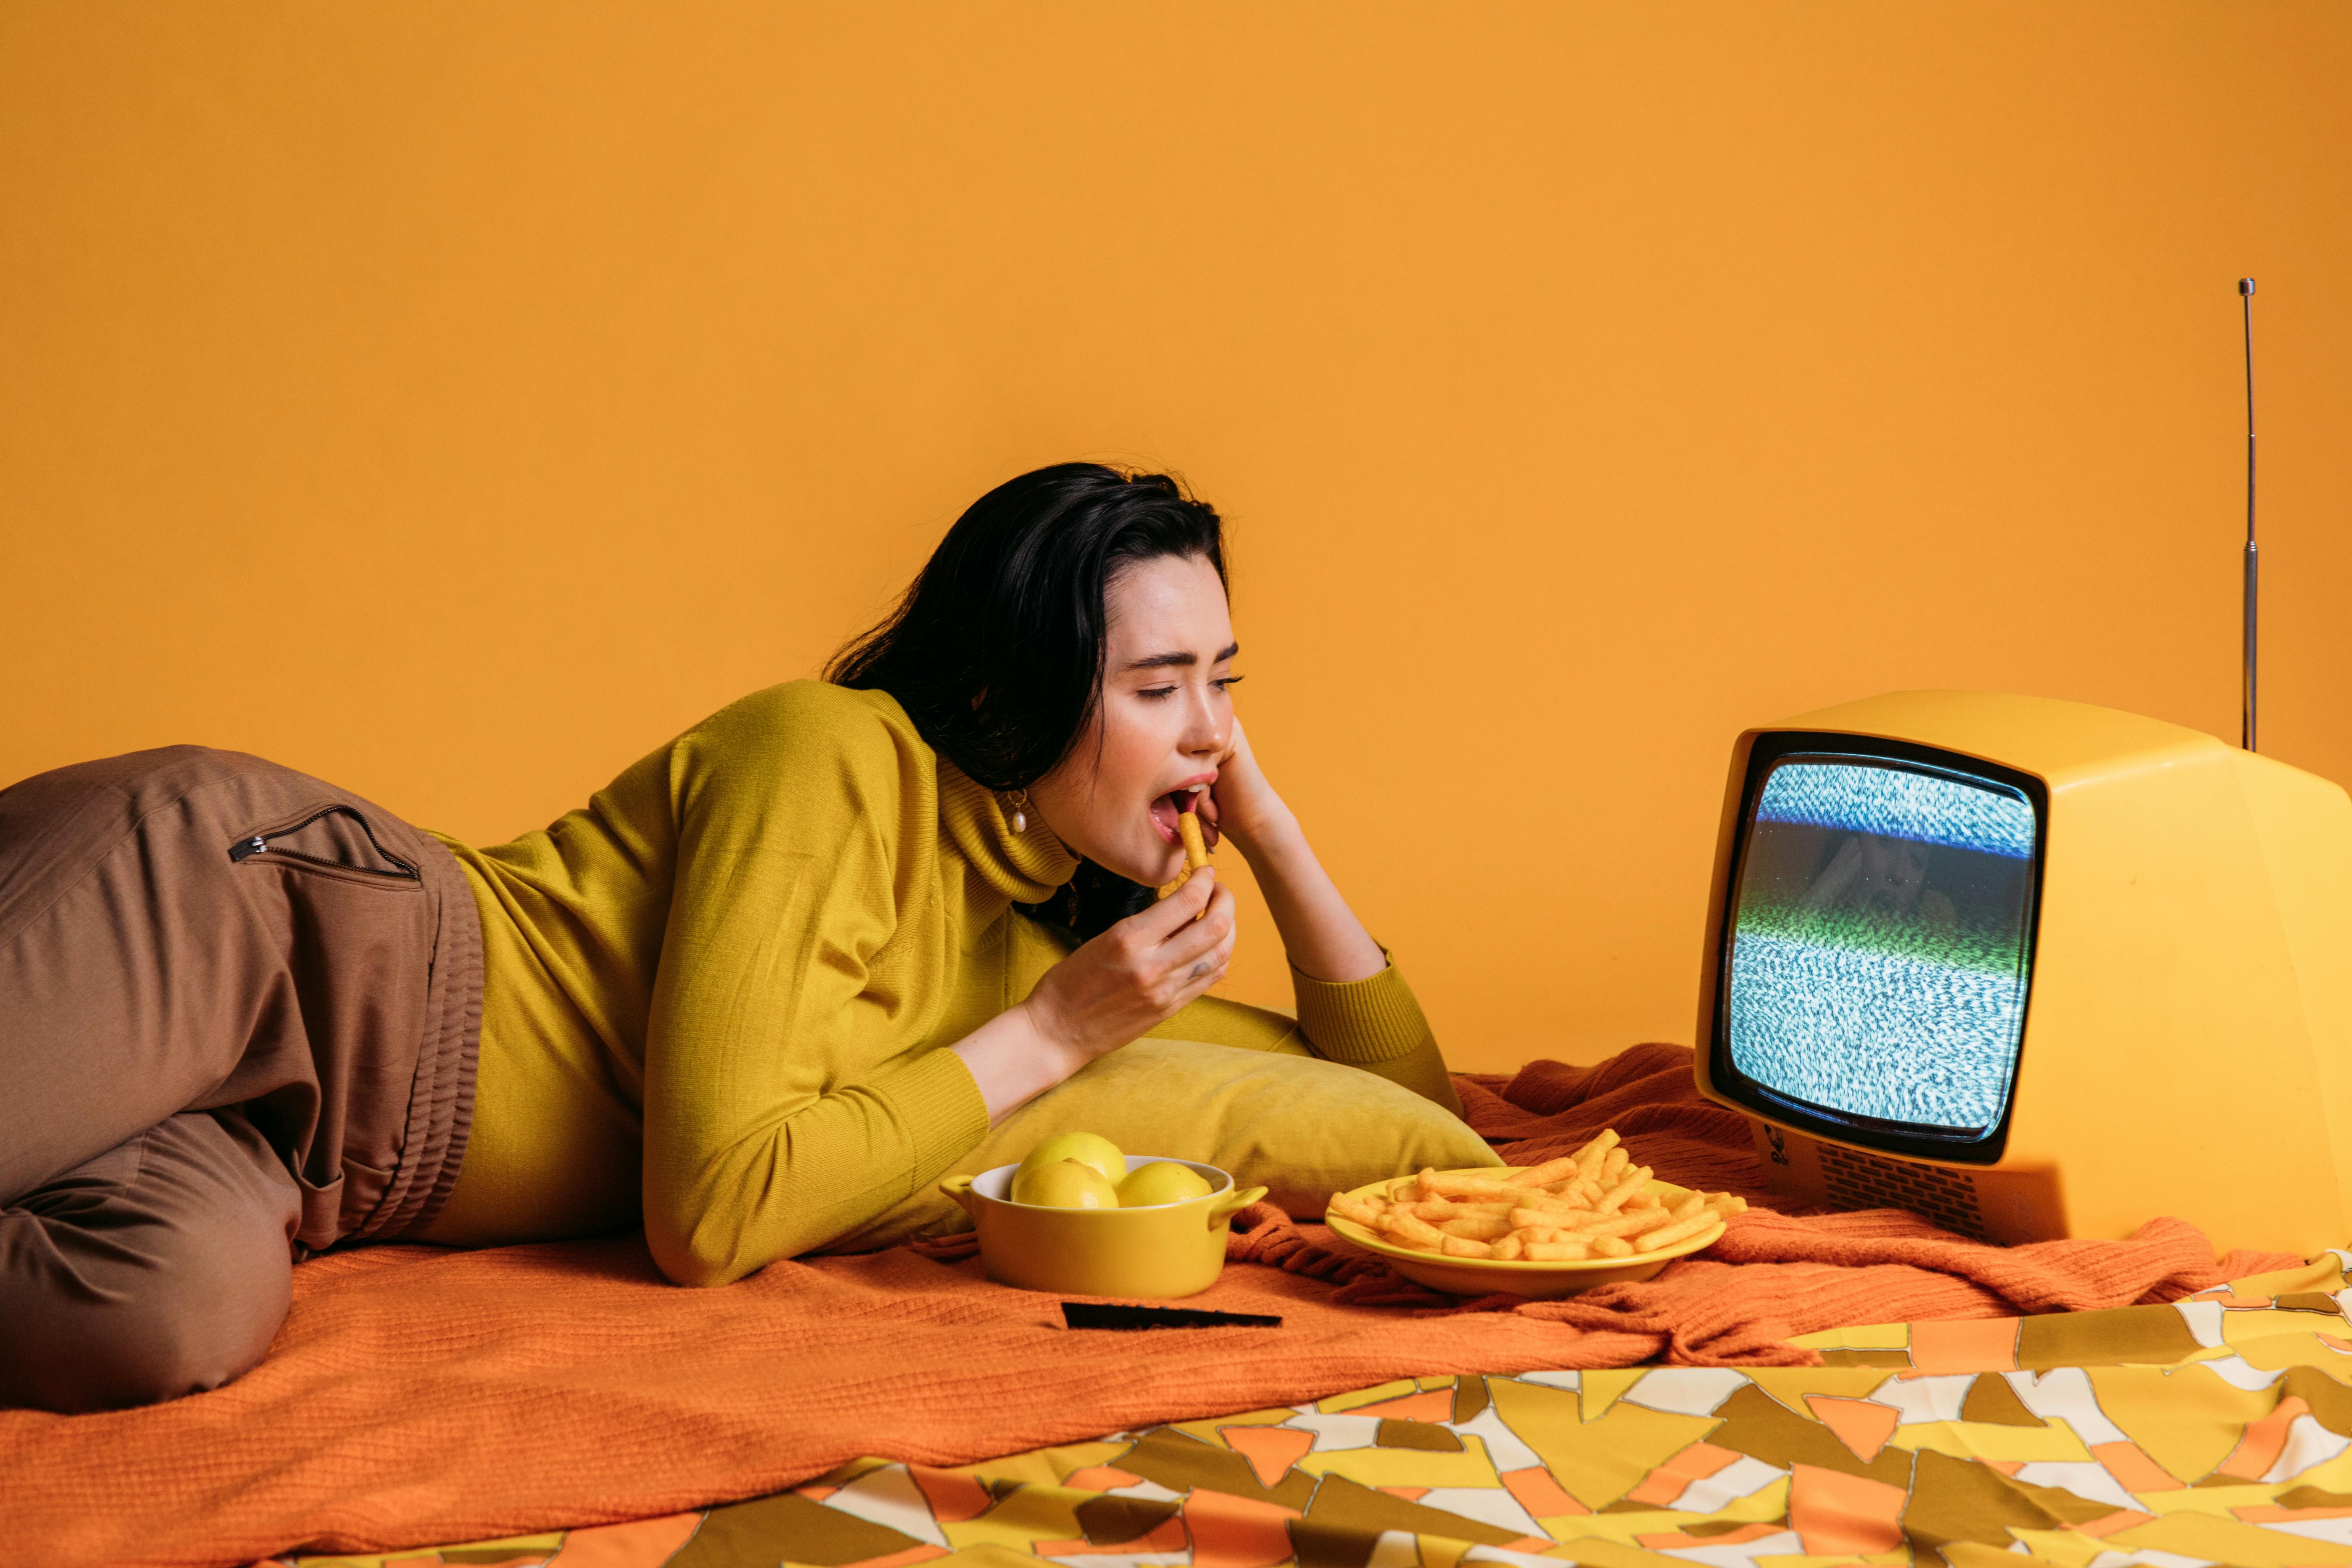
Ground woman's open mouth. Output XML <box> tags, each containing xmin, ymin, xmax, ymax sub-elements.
<box><xmin>1148</xmin><ymin>783</ymin><xmax>1213</xmax><ymax>845</ymax></box>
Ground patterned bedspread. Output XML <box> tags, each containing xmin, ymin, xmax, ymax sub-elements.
<box><xmin>281</xmin><ymin>1252</ymin><xmax>2352</xmax><ymax>1568</ymax></box>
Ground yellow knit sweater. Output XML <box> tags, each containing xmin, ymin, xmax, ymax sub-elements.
<box><xmin>422</xmin><ymin>681</ymin><xmax>1454</xmax><ymax>1285</ymax></box>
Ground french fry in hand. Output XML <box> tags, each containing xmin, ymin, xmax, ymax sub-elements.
<box><xmin>1156</xmin><ymin>808</ymin><xmax>1214</xmax><ymax>905</ymax></box>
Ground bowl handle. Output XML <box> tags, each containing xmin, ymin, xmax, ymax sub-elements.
<box><xmin>1206</xmin><ymin>1185</ymin><xmax>1269</xmax><ymax>1228</ymax></box>
<box><xmin>938</xmin><ymin>1173</ymin><xmax>980</xmax><ymax>1217</ymax></box>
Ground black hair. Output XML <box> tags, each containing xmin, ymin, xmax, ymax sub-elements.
<box><xmin>828</xmin><ymin>462</ymin><xmax>1228</xmax><ymax>939</ymax></box>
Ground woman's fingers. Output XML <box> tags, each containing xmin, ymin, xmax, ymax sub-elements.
<box><xmin>1130</xmin><ymin>864</ymin><xmax>1218</xmax><ymax>943</ymax></box>
<box><xmin>1157</xmin><ymin>881</ymin><xmax>1237</xmax><ymax>993</ymax></box>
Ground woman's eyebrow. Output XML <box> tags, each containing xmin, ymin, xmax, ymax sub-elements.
<box><xmin>1122</xmin><ymin>643</ymin><xmax>1241</xmax><ymax>673</ymax></box>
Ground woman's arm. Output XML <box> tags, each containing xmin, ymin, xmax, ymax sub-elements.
<box><xmin>1198</xmin><ymin>720</ymin><xmax>1461</xmax><ymax>1113</ymax></box>
<box><xmin>955</xmin><ymin>868</ymin><xmax>1236</xmax><ymax>1124</ymax></box>
<box><xmin>1202</xmin><ymin>719</ymin><xmax>1382</xmax><ymax>983</ymax></box>
<box><xmin>643</xmin><ymin>687</ymin><xmax>1243</xmax><ymax>1288</ymax></box>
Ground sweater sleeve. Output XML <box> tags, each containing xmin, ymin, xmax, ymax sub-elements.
<box><xmin>640</xmin><ymin>688</ymin><xmax>991</xmax><ymax>1287</ymax></box>
<box><xmin>1290</xmin><ymin>955</ymin><xmax>1463</xmax><ymax>1116</ymax></box>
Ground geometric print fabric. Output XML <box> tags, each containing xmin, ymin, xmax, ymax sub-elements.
<box><xmin>285</xmin><ymin>1251</ymin><xmax>2352</xmax><ymax>1568</ymax></box>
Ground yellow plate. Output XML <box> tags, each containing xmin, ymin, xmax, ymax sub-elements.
<box><xmin>1323</xmin><ymin>1168</ymin><xmax>1727</xmax><ymax>1299</ymax></box>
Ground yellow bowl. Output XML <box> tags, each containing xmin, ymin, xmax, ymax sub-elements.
<box><xmin>1323</xmin><ymin>1167</ymin><xmax>1727</xmax><ymax>1299</ymax></box>
<box><xmin>940</xmin><ymin>1156</ymin><xmax>1269</xmax><ymax>1299</ymax></box>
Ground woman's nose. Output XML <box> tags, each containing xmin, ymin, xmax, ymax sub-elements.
<box><xmin>1184</xmin><ymin>691</ymin><xmax>1229</xmax><ymax>755</ymax></box>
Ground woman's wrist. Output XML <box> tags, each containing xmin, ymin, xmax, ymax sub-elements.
<box><xmin>951</xmin><ymin>1002</ymin><xmax>1090</xmax><ymax>1125</ymax></box>
<box><xmin>1222</xmin><ymin>795</ymin><xmax>1301</xmax><ymax>866</ymax></box>
<box><xmin>1231</xmin><ymin>806</ymin><xmax>1386</xmax><ymax>985</ymax></box>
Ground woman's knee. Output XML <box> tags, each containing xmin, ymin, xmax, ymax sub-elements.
<box><xmin>0</xmin><ymin>1113</ymin><xmax>299</xmax><ymax>1413</ymax></box>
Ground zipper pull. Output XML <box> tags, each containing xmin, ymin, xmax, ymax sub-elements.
<box><xmin>229</xmin><ymin>834</ymin><xmax>268</xmax><ymax>863</ymax></box>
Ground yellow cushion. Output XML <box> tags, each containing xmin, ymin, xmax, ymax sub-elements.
<box><xmin>825</xmin><ymin>1038</ymin><xmax>1500</xmax><ymax>1251</ymax></box>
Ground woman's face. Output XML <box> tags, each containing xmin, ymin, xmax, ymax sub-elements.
<box><xmin>1028</xmin><ymin>552</ymin><xmax>1238</xmax><ymax>887</ymax></box>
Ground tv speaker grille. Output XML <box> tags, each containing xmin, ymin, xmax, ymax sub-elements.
<box><xmin>1817</xmin><ymin>1142</ymin><xmax>1987</xmax><ymax>1240</ymax></box>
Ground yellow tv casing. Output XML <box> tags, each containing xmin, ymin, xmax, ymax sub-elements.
<box><xmin>1692</xmin><ymin>690</ymin><xmax>2352</xmax><ymax>1256</ymax></box>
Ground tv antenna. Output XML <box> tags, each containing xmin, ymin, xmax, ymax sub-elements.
<box><xmin>2240</xmin><ymin>276</ymin><xmax>2258</xmax><ymax>752</ymax></box>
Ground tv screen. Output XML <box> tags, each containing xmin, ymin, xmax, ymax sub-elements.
<box><xmin>1716</xmin><ymin>735</ymin><xmax>2044</xmax><ymax>1155</ymax></box>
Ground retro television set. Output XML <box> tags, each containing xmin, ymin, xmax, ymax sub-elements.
<box><xmin>1693</xmin><ymin>689</ymin><xmax>2352</xmax><ymax>1254</ymax></box>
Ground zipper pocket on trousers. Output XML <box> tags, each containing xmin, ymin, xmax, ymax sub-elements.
<box><xmin>228</xmin><ymin>805</ymin><xmax>421</xmax><ymax>882</ymax></box>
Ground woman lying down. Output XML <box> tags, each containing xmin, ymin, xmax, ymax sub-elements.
<box><xmin>0</xmin><ymin>463</ymin><xmax>1496</xmax><ymax>1414</ymax></box>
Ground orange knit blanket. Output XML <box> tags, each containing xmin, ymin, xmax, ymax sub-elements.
<box><xmin>0</xmin><ymin>1045</ymin><xmax>2294</xmax><ymax>1568</ymax></box>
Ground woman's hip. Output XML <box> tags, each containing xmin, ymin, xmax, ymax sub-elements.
<box><xmin>0</xmin><ymin>744</ymin><xmax>481</xmax><ymax>1246</ymax></box>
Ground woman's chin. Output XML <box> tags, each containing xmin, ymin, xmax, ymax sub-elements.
<box><xmin>1097</xmin><ymin>851</ymin><xmax>1180</xmax><ymax>888</ymax></box>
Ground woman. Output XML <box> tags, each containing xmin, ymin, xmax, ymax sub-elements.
<box><xmin>0</xmin><ymin>464</ymin><xmax>1465</xmax><ymax>1414</ymax></box>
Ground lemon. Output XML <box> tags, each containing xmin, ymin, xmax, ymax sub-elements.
<box><xmin>1118</xmin><ymin>1161</ymin><xmax>1214</xmax><ymax>1208</ymax></box>
<box><xmin>1010</xmin><ymin>1158</ymin><xmax>1120</xmax><ymax>1209</ymax></box>
<box><xmin>1015</xmin><ymin>1131</ymin><xmax>1126</xmax><ymax>1188</ymax></box>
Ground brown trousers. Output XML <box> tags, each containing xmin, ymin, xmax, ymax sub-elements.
<box><xmin>0</xmin><ymin>746</ymin><xmax>479</xmax><ymax>1412</ymax></box>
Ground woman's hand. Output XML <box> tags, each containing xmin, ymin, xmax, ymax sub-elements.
<box><xmin>951</xmin><ymin>869</ymin><xmax>1237</xmax><ymax>1125</ymax></box>
<box><xmin>1024</xmin><ymin>869</ymin><xmax>1237</xmax><ymax>1058</ymax></box>
<box><xmin>1193</xmin><ymin>715</ymin><xmax>1388</xmax><ymax>986</ymax></box>
<box><xmin>1194</xmin><ymin>717</ymin><xmax>1292</xmax><ymax>855</ymax></box>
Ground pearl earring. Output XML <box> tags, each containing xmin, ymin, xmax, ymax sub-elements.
<box><xmin>1003</xmin><ymin>789</ymin><xmax>1029</xmax><ymax>834</ymax></box>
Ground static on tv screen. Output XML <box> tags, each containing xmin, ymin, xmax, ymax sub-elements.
<box><xmin>1726</xmin><ymin>755</ymin><xmax>2038</xmax><ymax>1137</ymax></box>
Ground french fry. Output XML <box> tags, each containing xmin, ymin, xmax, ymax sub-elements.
<box><xmin>1154</xmin><ymin>807</ymin><xmax>1214</xmax><ymax>904</ymax></box>
<box><xmin>1438</xmin><ymin>1214</ymin><xmax>1514</xmax><ymax>1242</ymax></box>
<box><xmin>1635</xmin><ymin>1213</ymin><xmax>1720</xmax><ymax>1252</ymax></box>
<box><xmin>1556</xmin><ymin>1208</ymin><xmax>1673</xmax><ymax>1240</ymax></box>
<box><xmin>1506</xmin><ymin>1156</ymin><xmax>1578</xmax><ymax>1188</ymax></box>
<box><xmin>1500</xmin><ymin>1199</ymin><xmax>1578</xmax><ymax>1227</ymax></box>
<box><xmin>1380</xmin><ymin>1209</ymin><xmax>1448</xmax><ymax>1250</ymax></box>
<box><xmin>1592</xmin><ymin>1166</ymin><xmax>1653</xmax><ymax>1215</ymax></box>
<box><xmin>1571</xmin><ymin>1129</ymin><xmax>1620</xmax><ymax>1177</ymax></box>
<box><xmin>1418</xmin><ymin>1170</ymin><xmax>1521</xmax><ymax>1200</ymax></box>
<box><xmin>1350</xmin><ymin>1127</ymin><xmax>1734</xmax><ymax>1270</ymax></box>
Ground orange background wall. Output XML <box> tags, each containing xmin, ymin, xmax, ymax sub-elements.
<box><xmin>4</xmin><ymin>4</ymin><xmax>2347</xmax><ymax>1073</ymax></box>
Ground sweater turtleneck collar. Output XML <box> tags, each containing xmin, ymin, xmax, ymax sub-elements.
<box><xmin>937</xmin><ymin>762</ymin><xmax>1078</xmax><ymax>905</ymax></box>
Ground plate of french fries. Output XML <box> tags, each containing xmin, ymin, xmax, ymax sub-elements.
<box><xmin>1322</xmin><ymin>1130</ymin><xmax>1749</xmax><ymax>1298</ymax></box>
